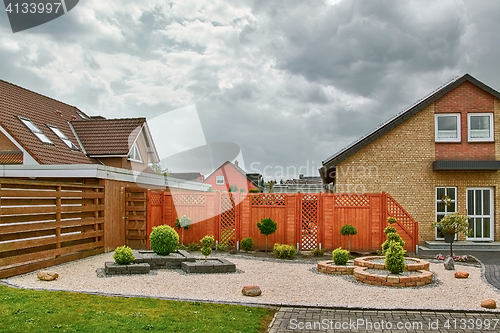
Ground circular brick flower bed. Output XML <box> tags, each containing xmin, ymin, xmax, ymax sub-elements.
<box><xmin>353</xmin><ymin>266</ymin><xmax>433</xmax><ymax>287</ymax></box>
<box><xmin>317</xmin><ymin>260</ymin><xmax>355</xmax><ymax>275</ymax></box>
<box><xmin>354</xmin><ymin>256</ymin><xmax>429</xmax><ymax>271</ymax></box>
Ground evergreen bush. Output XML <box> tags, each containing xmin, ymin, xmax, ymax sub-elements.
<box><xmin>383</xmin><ymin>226</ymin><xmax>397</xmax><ymax>234</ymax></box>
<box><xmin>187</xmin><ymin>242</ymin><xmax>201</xmax><ymax>251</ymax></box>
<box><xmin>385</xmin><ymin>241</ymin><xmax>406</xmax><ymax>274</ymax></box>
<box><xmin>381</xmin><ymin>232</ymin><xmax>405</xmax><ymax>253</ymax></box>
<box><xmin>273</xmin><ymin>243</ymin><xmax>296</xmax><ymax>259</ymax></box>
<box><xmin>340</xmin><ymin>224</ymin><xmax>357</xmax><ymax>252</ymax></box>
<box><xmin>150</xmin><ymin>225</ymin><xmax>179</xmax><ymax>255</ymax></box>
<box><xmin>113</xmin><ymin>245</ymin><xmax>135</xmax><ymax>265</ymax></box>
<box><xmin>332</xmin><ymin>247</ymin><xmax>349</xmax><ymax>265</ymax></box>
<box><xmin>311</xmin><ymin>248</ymin><xmax>325</xmax><ymax>256</ymax></box>
<box><xmin>257</xmin><ymin>218</ymin><xmax>277</xmax><ymax>252</ymax></box>
<box><xmin>241</xmin><ymin>237</ymin><xmax>253</xmax><ymax>251</ymax></box>
<box><xmin>200</xmin><ymin>235</ymin><xmax>214</xmax><ymax>262</ymax></box>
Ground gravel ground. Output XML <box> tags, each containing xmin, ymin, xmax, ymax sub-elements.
<box><xmin>4</xmin><ymin>252</ymin><xmax>500</xmax><ymax>311</ymax></box>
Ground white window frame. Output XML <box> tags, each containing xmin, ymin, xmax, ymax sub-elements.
<box><xmin>128</xmin><ymin>142</ymin><xmax>143</xmax><ymax>163</ymax></box>
<box><xmin>18</xmin><ymin>117</ymin><xmax>54</xmax><ymax>145</ymax></box>
<box><xmin>468</xmin><ymin>113</ymin><xmax>494</xmax><ymax>142</ymax></box>
<box><xmin>435</xmin><ymin>187</ymin><xmax>457</xmax><ymax>240</ymax></box>
<box><xmin>216</xmin><ymin>176</ymin><xmax>225</xmax><ymax>185</ymax></box>
<box><xmin>435</xmin><ymin>114</ymin><xmax>461</xmax><ymax>142</ymax></box>
<box><xmin>47</xmin><ymin>125</ymin><xmax>79</xmax><ymax>150</ymax></box>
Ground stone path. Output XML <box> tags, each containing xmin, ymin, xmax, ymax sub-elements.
<box><xmin>269</xmin><ymin>307</ymin><xmax>500</xmax><ymax>332</ymax></box>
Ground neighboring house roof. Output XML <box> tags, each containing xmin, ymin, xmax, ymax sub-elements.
<box><xmin>0</xmin><ymin>79</ymin><xmax>95</xmax><ymax>165</ymax></box>
<box><xmin>0</xmin><ymin>79</ymin><xmax>160</xmax><ymax>165</ymax></box>
<box><xmin>0</xmin><ymin>151</ymin><xmax>23</xmax><ymax>164</ymax></box>
<box><xmin>205</xmin><ymin>161</ymin><xmax>262</xmax><ymax>188</ymax></box>
<box><xmin>320</xmin><ymin>73</ymin><xmax>500</xmax><ymax>182</ymax></box>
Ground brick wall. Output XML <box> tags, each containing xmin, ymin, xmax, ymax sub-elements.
<box><xmin>335</xmin><ymin>82</ymin><xmax>500</xmax><ymax>244</ymax></box>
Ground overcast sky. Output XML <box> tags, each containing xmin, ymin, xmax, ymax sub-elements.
<box><xmin>1</xmin><ymin>0</ymin><xmax>500</xmax><ymax>180</ymax></box>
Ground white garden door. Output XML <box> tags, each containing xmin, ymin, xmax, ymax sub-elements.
<box><xmin>467</xmin><ymin>188</ymin><xmax>494</xmax><ymax>241</ymax></box>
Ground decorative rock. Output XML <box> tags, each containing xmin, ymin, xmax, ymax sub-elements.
<box><xmin>480</xmin><ymin>299</ymin><xmax>497</xmax><ymax>309</ymax></box>
<box><xmin>444</xmin><ymin>257</ymin><xmax>455</xmax><ymax>270</ymax></box>
<box><xmin>242</xmin><ymin>285</ymin><xmax>261</xmax><ymax>297</ymax></box>
<box><xmin>37</xmin><ymin>271</ymin><xmax>58</xmax><ymax>281</ymax></box>
<box><xmin>455</xmin><ymin>271</ymin><xmax>469</xmax><ymax>279</ymax></box>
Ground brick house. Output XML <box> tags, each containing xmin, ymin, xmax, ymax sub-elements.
<box><xmin>0</xmin><ymin>79</ymin><xmax>159</xmax><ymax>171</ymax></box>
<box><xmin>320</xmin><ymin>74</ymin><xmax>500</xmax><ymax>244</ymax></box>
<box><xmin>204</xmin><ymin>161</ymin><xmax>262</xmax><ymax>192</ymax></box>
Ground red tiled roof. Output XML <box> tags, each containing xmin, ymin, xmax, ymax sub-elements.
<box><xmin>0</xmin><ymin>80</ymin><xmax>96</xmax><ymax>165</ymax></box>
<box><xmin>0</xmin><ymin>151</ymin><xmax>23</xmax><ymax>164</ymax></box>
<box><xmin>70</xmin><ymin>118</ymin><xmax>146</xmax><ymax>155</ymax></box>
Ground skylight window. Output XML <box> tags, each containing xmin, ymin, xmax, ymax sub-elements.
<box><xmin>128</xmin><ymin>142</ymin><xmax>143</xmax><ymax>163</ymax></box>
<box><xmin>48</xmin><ymin>125</ymin><xmax>79</xmax><ymax>150</ymax></box>
<box><xmin>18</xmin><ymin>117</ymin><xmax>53</xmax><ymax>145</ymax></box>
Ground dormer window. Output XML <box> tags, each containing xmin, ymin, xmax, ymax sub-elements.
<box><xmin>18</xmin><ymin>117</ymin><xmax>53</xmax><ymax>145</ymax></box>
<box><xmin>48</xmin><ymin>125</ymin><xmax>79</xmax><ymax>150</ymax></box>
<box><xmin>128</xmin><ymin>142</ymin><xmax>143</xmax><ymax>163</ymax></box>
<box><xmin>435</xmin><ymin>114</ymin><xmax>461</xmax><ymax>142</ymax></box>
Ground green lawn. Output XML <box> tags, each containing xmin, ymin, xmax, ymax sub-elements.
<box><xmin>0</xmin><ymin>285</ymin><xmax>275</xmax><ymax>333</ymax></box>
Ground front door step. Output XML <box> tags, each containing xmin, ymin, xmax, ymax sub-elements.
<box><xmin>423</xmin><ymin>241</ymin><xmax>500</xmax><ymax>251</ymax></box>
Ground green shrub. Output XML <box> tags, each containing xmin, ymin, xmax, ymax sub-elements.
<box><xmin>150</xmin><ymin>225</ymin><xmax>179</xmax><ymax>256</ymax></box>
<box><xmin>201</xmin><ymin>246</ymin><xmax>212</xmax><ymax>258</ymax></box>
<box><xmin>273</xmin><ymin>243</ymin><xmax>296</xmax><ymax>259</ymax></box>
<box><xmin>387</xmin><ymin>216</ymin><xmax>397</xmax><ymax>224</ymax></box>
<box><xmin>257</xmin><ymin>218</ymin><xmax>277</xmax><ymax>252</ymax></box>
<box><xmin>174</xmin><ymin>215</ymin><xmax>192</xmax><ymax>230</ymax></box>
<box><xmin>217</xmin><ymin>242</ymin><xmax>230</xmax><ymax>251</ymax></box>
<box><xmin>332</xmin><ymin>247</ymin><xmax>349</xmax><ymax>265</ymax></box>
<box><xmin>113</xmin><ymin>245</ymin><xmax>135</xmax><ymax>265</ymax></box>
<box><xmin>311</xmin><ymin>248</ymin><xmax>325</xmax><ymax>256</ymax></box>
<box><xmin>249</xmin><ymin>188</ymin><xmax>260</xmax><ymax>193</ymax></box>
<box><xmin>228</xmin><ymin>184</ymin><xmax>238</xmax><ymax>192</ymax></box>
<box><xmin>385</xmin><ymin>241</ymin><xmax>406</xmax><ymax>274</ymax></box>
<box><xmin>200</xmin><ymin>235</ymin><xmax>214</xmax><ymax>248</ymax></box>
<box><xmin>241</xmin><ymin>237</ymin><xmax>253</xmax><ymax>251</ymax></box>
<box><xmin>381</xmin><ymin>232</ymin><xmax>405</xmax><ymax>253</ymax></box>
<box><xmin>177</xmin><ymin>244</ymin><xmax>188</xmax><ymax>251</ymax></box>
<box><xmin>383</xmin><ymin>226</ymin><xmax>397</xmax><ymax>235</ymax></box>
<box><xmin>187</xmin><ymin>242</ymin><xmax>201</xmax><ymax>251</ymax></box>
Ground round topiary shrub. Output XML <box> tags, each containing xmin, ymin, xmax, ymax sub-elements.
<box><xmin>200</xmin><ymin>235</ymin><xmax>214</xmax><ymax>261</ymax></box>
<box><xmin>381</xmin><ymin>232</ymin><xmax>405</xmax><ymax>252</ymax></box>
<box><xmin>241</xmin><ymin>237</ymin><xmax>254</xmax><ymax>251</ymax></box>
<box><xmin>113</xmin><ymin>245</ymin><xmax>135</xmax><ymax>265</ymax></box>
<box><xmin>150</xmin><ymin>225</ymin><xmax>179</xmax><ymax>255</ymax></box>
<box><xmin>332</xmin><ymin>247</ymin><xmax>349</xmax><ymax>265</ymax></box>
<box><xmin>384</xmin><ymin>226</ymin><xmax>397</xmax><ymax>235</ymax></box>
<box><xmin>201</xmin><ymin>246</ymin><xmax>212</xmax><ymax>258</ymax></box>
<box><xmin>387</xmin><ymin>217</ymin><xmax>397</xmax><ymax>224</ymax></box>
<box><xmin>385</xmin><ymin>241</ymin><xmax>406</xmax><ymax>274</ymax></box>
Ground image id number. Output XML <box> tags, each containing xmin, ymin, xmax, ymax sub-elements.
<box><xmin>5</xmin><ymin>2</ymin><xmax>62</xmax><ymax>14</ymax></box>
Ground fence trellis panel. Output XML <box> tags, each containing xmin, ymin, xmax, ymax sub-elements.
<box><xmin>145</xmin><ymin>191</ymin><xmax>418</xmax><ymax>252</ymax></box>
<box><xmin>0</xmin><ymin>179</ymin><xmax>104</xmax><ymax>278</ymax></box>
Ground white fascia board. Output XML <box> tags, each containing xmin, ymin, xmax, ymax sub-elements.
<box><xmin>0</xmin><ymin>125</ymin><xmax>39</xmax><ymax>165</ymax></box>
<box><xmin>0</xmin><ymin>164</ymin><xmax>211</xmax><ymax>191</ymax></box>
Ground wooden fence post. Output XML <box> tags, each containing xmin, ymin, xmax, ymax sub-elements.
<box><xmin>146</xmin><ymin>190</ymin><xmax>152</xmax><ymax>249</ymax></box>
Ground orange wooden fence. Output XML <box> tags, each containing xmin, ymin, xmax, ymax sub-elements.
<box><xmin>147</xmin><ymin>191</ymin><xmax>418</xmax><ymax>253</ymax></box>
<box><xmin>0</xmin><ymin>178</ymin><xmax>105</xmax><ymax>278</ymax></box>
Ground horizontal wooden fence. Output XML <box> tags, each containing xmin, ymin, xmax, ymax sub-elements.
<box><xmin>0</xmin><ymin>178</ymin><xmax>105</xmax><ymax>278</ymax></box>
<box><xmin>147</xmin><ymin>191</ymin><xmax>418</xmax><ymax>253</ymax></box>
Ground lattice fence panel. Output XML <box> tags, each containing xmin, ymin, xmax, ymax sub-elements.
<box><xmin>251</xmin><ymin>194</ymin><xmax>285</xmax><ymax>206</ymax></box>
<box><xmin>220</xmin><ymin>194</ymin><xmax>235</xmax><ymax>246</ymax></box>
<box><xmin>335</xmin><ymin>194</ymin><xmax>370</xmax><ymax>207</ymax></box>
<box><xmin>301</xmin><ymin>194</ymin><xmax>318</xmax><ymax>250</ymax></box>
<box><xmin>173</xmin><ymin>194</ymin><xmax>205</xmax><ymax>206</ymax></box>
<box><xmin>150</xmin><ymin>192</ymin><xmax>162</xmax><ymax>206</ymax></box>
<box><xmin>386</xmin><ymin>196</ymin><xmax>414</xmax><ymax>236</ymax></box>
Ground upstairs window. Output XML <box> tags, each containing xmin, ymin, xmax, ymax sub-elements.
<box><xmin>435</xmin><ymin>114</ymin><xmax>460</xmax><ymax>142</ymax></box>
<box><xmin>128</xmin><ymin>142</ymin><xmax>143</xmax><ymax>163</ymax></box>
<box><xmin>468</xmin><ymin>113</ymin><xmax>493</xmax><ymax>142</ymax></box>
<box><xmin>47</xmin><ymin>125</ymin><xmax>79</xmax><ymax>150</ymax></box>
<box><xmin>18</xmin><ymin>117</ymin><xmax>53</xmax><ymax>145</ymax></box>
<box><xmin>216</xmin><ymin>176</ymin><xmax>225</xmax><ymax>185</ymax></box>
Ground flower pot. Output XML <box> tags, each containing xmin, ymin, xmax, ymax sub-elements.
<box><xmin>443</xmin><ymin>233</ymin><xmax>455</xmax><ymax>243</ymax></box>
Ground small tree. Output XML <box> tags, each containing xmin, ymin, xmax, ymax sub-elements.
<box><xmin>200</xmin><ymin>235</ymin><xmax>214</xmax><ymax>262</ymax></box>
<box><xmin>340</xmin><ymin>224</ymin><xmax>357</xmax><ymax>252</ymax></box>
<box><xmin>431</xmin><ymin>212</ymin><xmax>470</xmax><ymax>257</ymax></box>
<box><xmin>257</xmin><ymin>218</ymin><xmax>277</xmax><ymax>252</ymax></box>
<box><xmin>174</xmin><ymin>215</ymin><xmax>192</xmax><ymax>245</ymax></box>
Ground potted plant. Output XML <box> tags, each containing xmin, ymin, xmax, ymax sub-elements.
<box><xmin>431</xmin><ymin>212</ymin><xmax>470</xmax><ymax>257</ymax></box>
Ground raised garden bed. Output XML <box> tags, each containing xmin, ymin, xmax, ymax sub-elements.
<box><xmin>133</xmin><ymin>250</ymin><xmax>195</xmax><ymax>269</ymax></box>
<box><xmin>353</xmin><ymin>266</ymin><xmax>433</xmax><ymax>287</ymax></box>
<box><xmin>354</xmin><ymin>256</ymin><xmax>429</xmax><ymax>271</ymax></box>
<box><xmin>317</xmin><ymin>260</ymin><xmax>355</xmax><ymax>275</ymax></box>
<box><xmin>104</xmin><ymin>262</ymin><xmax>150</xmax><ymax>275</ymax></box>
<box><xmin>181</xmin><ymin>258</ymin><xmax>236</xmax><ymax>274</ymax></box>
